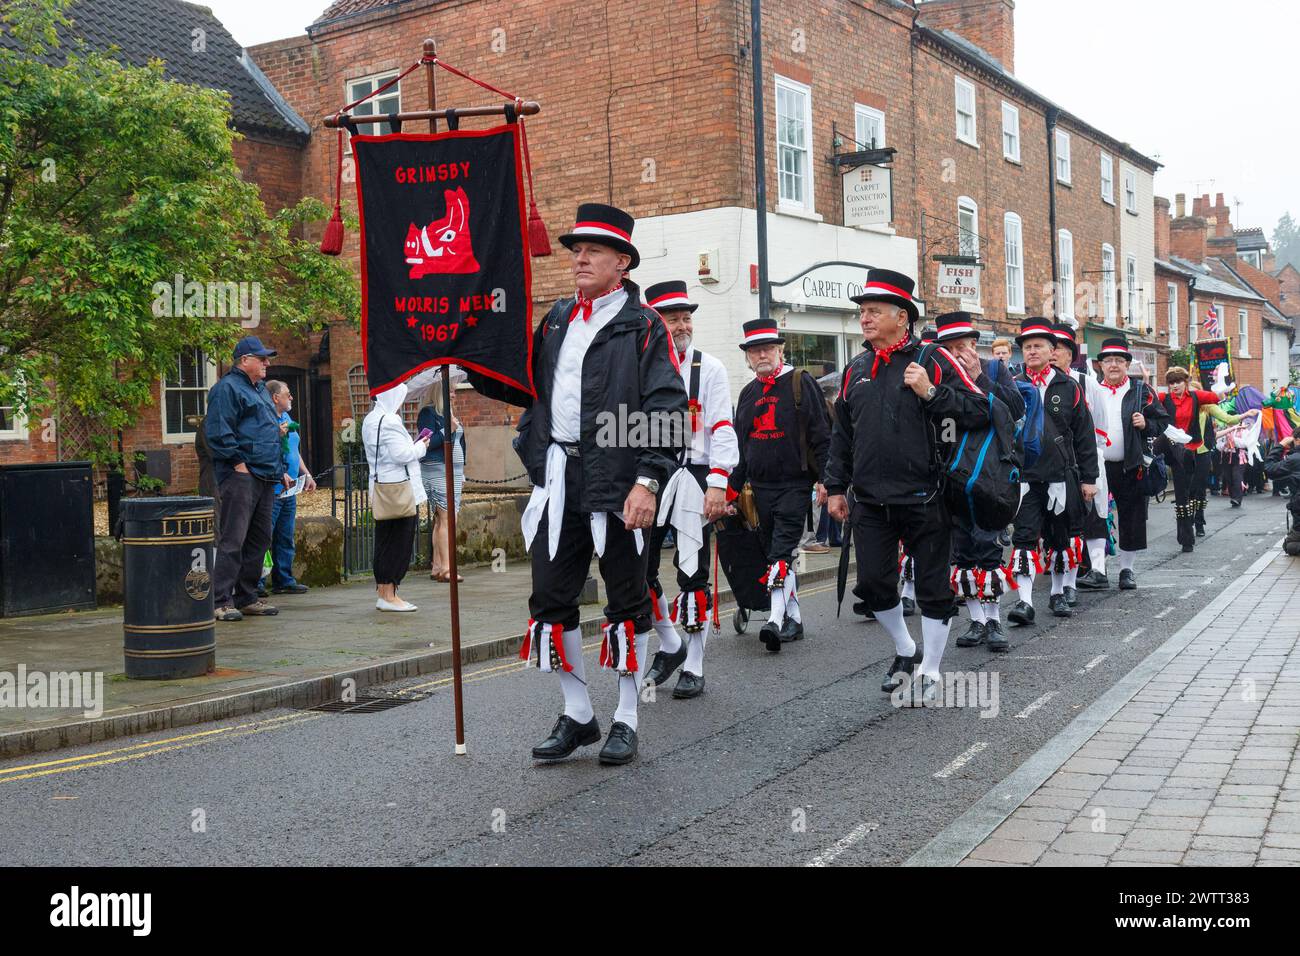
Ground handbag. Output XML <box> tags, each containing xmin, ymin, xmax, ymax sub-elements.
<box><xmin>371</xmin><ymin>414</ymin><xmax>417</xmax><ymax>520</ymax></box>
<box><xmin>737</xmin><ymin>482</ymin><xmax>760</xmax><ymax>531</ymax></box>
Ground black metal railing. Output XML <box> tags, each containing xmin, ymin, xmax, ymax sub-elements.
<box><xmin>330</xmin><ymin>448</ymin><xmax>432</xmax><ymax>579</ymax></box>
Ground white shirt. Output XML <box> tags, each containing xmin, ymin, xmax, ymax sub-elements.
<box><xmin>549</xmin><ymin>288</ymin><xmax>628</xmax><ymax>442</ymax></box>
<box><xmin>1089</xmin><ymin>377</ymin><xmax>1130</xmax><ymax>462</ymax></box>
<box><xmin>678</xmin><ymin>344</ymin><xmax>740</xmax><ymax>489</ymax></box>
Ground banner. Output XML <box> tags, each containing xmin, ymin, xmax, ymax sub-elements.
<box><xmin>1193</xmin><ymin>338</ymin><xmax>1233</xmax><ymax>391</ymax></box>
<box><xmin>353</xmin><ymin>125</ymin><xmax>535</xmax><ymax>398</ymax></box>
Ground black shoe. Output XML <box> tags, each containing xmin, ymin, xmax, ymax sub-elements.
<box><xmin>272</xmin><ymin>582</ymin><xmax>309</xmax><ymax>594</ymax></box>
<box><xmin>779</xmin><ymin>616</ymin><xmax>804</xmax><ymax>642</ymax></box>
<box><xmin>985</xmin><ymin>619</ymin><xmax>1009</xmax><ymax>652</ymax></box>
<box><xmin>645</xmin><ymin>644</ymin><xmax>689</xmax><ymax>686</ymax></box>
<box><xmin>881</xmin><ymin>653</ymin><xmax>918</xmax><ymax>693</ymax></box>
<box><xmin>902</xmin><ymin>597</ymin><xmax>916</xmax><ymax>617</ymax></box>
<box><xmin>759</xmin><ymin>620</ymin><xmax>782</xmax><ymax>653</ymax></box>
<box><xmin>532</xmin><ymin>715</ymin><xmax>601</xmax><ymax>761</ymax></box>
<box><xmin>1182</xmin><ymin>543</ymin><xmax>1195</xmax><ymax>553</ymax></box>
<box><xmin>1076</xmin><ymin>569</ymin><xmax>1110</xmax><ymax>590</ymax></box>
<box><xmin>1195</xmin><ymin>524</ymin><xmax>1206</xmax><ymax>537</ymax></box>
<box><xmin>955</xmin><ymin>619</ymin><xmax>988</xmax><ymax>647</ymax></box>
<box><xmin>1049</xmin><ymin>593</ymin><xmax>1072</xmax><ymax>618</ymax></box>
<box><xmin>1007</xmin><ymin>601</ymin><xmax>1035</xmax><ymax>626</ymax></box>
<box><xmin>1118</xmin><ymin>569</ymin><xmax>1136</xmax><ymax>590</ymax></box>
<box><xmin>1063</xmin><ymin>586</ymin><xmax>1078</xmax><ymax>607</ymax></box>
<box><xmin>598</xmin><ymin>721</ymin><xmax>638</xmax><ymax>765</ymax></box>
<box><xmin>672</xmin><ymin>671</ymin><xmax>705</xmax><ymax>699</ymax></box>
<box><xmin>1230</xmin><ymin>499</ymin><xmax>1242</xmax><ymax>508</ymax></box>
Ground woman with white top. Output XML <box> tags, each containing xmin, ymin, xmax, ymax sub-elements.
<box><xmin>362</xmin><ymin>383</ymin><xmax>430</xmax><ymax>612</ymax></box>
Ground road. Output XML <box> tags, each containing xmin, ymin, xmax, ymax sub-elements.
<box><xmin>0</xmin><ymin>493</ymin><xmax>1288</xmax><ymax>866</ymax></box>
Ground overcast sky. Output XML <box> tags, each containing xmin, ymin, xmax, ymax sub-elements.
<box><xmin>207</xmin><ymin>0</ymin><xmax>1295</xmax><ymax>239</ymax></box>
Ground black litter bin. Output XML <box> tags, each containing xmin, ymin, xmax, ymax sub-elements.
<box><xmin>0</xmin><ymin>462</ymin><xmax>96</xmax><ymax>616</ymax></box>
<box><xmin>121</xmin><ymin>496</ymin><xmax>216</xmax><ymax>679</ymax></box>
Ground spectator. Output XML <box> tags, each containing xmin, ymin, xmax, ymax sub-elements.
<box><xmin>991</xmin><ymin>338</ymin><xmax>1012</xmax><ymax>363</ymax></box>
<box><xmin>363</xmin><ymin>382</ymin><xmax>429</xmax><ymax>612</ymax></box>
<box><xmin>265</xmin><ymin>380</ymin><xmax>317</xmax><ymax>594</ymax></box>
<box><xmin>417</xmin><ymin>383</ymin><xmax>467</xmax><ymax>583</ymax></box>
<box><xmin>205</xmin><ymin>336</ymin><xmax>292</xmax><ymax>621</ymax></box>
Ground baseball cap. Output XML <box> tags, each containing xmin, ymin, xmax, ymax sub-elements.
<box><xmin>233</xmin><ymin>336</ymin><xmax>277</xmax><ymax>361</ymax></box>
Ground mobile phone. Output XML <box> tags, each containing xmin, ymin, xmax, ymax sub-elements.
<box><xmin>417</xmin><ymin>427</ymin><xmax>434</xmax><ymax>443</ymax></box>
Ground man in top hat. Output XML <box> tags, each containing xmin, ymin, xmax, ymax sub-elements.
<box><xmin>1047</xmin><ymin>321</ymin><xmax>1095</xmax><ymax>606</ymax></box>
<box><xmin>1075</xmin><ymin>336</ymin><xmax>1169</xmax><ymax>589</ymax></box>
<box><xmin>728</xmin><ymin>317</ymin><xmax>832</xmax><ymax>653</ymax></box>
<box><xmin>468</xmin><ymin>203</ymin><xmax>687</xmax><ymax>766</ymax></box>
<box><xmin>1006</xmin><ymin>319</ymin><xmax>1098</xmax><ymax>625</ymax></box>
<box><xmin>640</xmin><ymin>280</ymin><xmax>738</xmax><ymax>699</ymax></box>
<box><xmin>935</xmin><ymin>312</ymin><xmax>1026</xmax><ymax>653</ymax></box>
<box><xmin>826</xmin><ymin>270</ymin><xmax>991</xmax><ymax>704</ymax></box>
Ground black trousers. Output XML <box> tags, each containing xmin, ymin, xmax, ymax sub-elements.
<box><xmin>1222</xmin><ymin>454</ymin><xmax>1245</xmax><ymax>503</ymax></box>
<box><xmin>753</xmin><ymin>483</ymin><xmax>809</xmax><ymax>567</ymax></box>
<box><xmin>1105</xmin><ymin>459</ymin><xmax>1148</xmax><ymax>551</ymax></box>
<box><xmin>529</xmin><ymin>456</ymin><xmax>651</xmax><ymax>632</ymax></box>
<box><xmin>1169</xmin><ymin>449</ymin><xmax>1211</xmax><ymax>547</ymax></box>
<box><xmin>374</xmin><ymin>515</ymin><xmax>417</xmax><ymax>587</ymax></box>
<box><xmin>950</xmin><ymin>523</ymin><xmax>1005</xmax><ymax>571</ymax></box>
<box><xmin>852</xmin><ymin>498</ymin><xmax>955</xmax><ymax>620</ymax></box>
<box><xmin>646</xmin><ymin>465</ymin><xmax>711</xmax><ymax>598</ymax></box>
<box><xmin>213</xmin><ymin>472</ymin><xmax>277</xmax><ymax>609</ymax></box>
<box><xmin>1011</xmin><ymin>481</ymin><xmax>1079</xmax><ymax>555</ymax></box>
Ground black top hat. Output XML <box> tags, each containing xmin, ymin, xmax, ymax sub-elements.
<box><xmin>919</xmin><ymin>327</ymin><xmax>937</xmax><ymax>344</ymax></box>
<box><xmin>1098</xmin><ymin>336</ymin><xmax>1132</xmax><ymax>361</ymax></box>
<box><xmin>934</xmin><ymin>311</ymin><xmax>979</xmax><ymax>343</ymax></box>
<box><xmin>558</xmin><ymin>203</ymin><xmax>640</xmax><ymax>269</ymax></box>
<box><xmin>644</xmin><ymin>280</ymin><xmax>698</xmax><ymax>314</ymax></box>
<box><xmin>738</xmin><ymin>318</ymin><xmax>784</xmax><ymax>350</ymax></box>
<box><xmin>1015</xmin><ymin>317</ymin><xmax>1058</xmax><ymax>346</ymax></box>
<box><xmin>849</xmin><ymin>268</ymin><xmax>921</xmax><ymax>322</ymax></box>
<box><xmin>1053</xmin><ymin>321</ymin><xmax>1079</xmax><ymax>356</ymax></box>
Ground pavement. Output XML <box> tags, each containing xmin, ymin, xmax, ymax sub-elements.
<box><xmin>0</xmin><ymin>491</ymin><xmax>1293</xmax><ymax>866</ymax></box>
<box><xmin>0</xmin><ymin>542</ymin><xmax>843</xmax><ymax>756</ymax></box>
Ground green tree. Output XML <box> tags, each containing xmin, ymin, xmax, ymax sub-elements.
<box><xmin>0</xmin><ymin>0</ymin><xmax>358</xmax><ymax>463</ymax></box>
<box><xmin>1272</xmin><ymin>212</ymin><xmax>1300</xmax><ymax>272</ymax></box>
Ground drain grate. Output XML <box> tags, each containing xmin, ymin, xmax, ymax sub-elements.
<box><xmin>305</xmin><ymin>691</ymin><xmax>432</xmax><ymax>714</ymax></box>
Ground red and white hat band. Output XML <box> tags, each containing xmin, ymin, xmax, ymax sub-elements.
<box><xmin>569</xmin><ymin>221</ymin><xmax>632</xmax><ymax>242</ymax></box>
<box><xmin>1099</xmin><ymin>345</ymin><xmax>1130</xmax><ymax>356</ymax></box>
<box><xmin>1021</xmin><ymin>323</ymin><xmax>1054</xmax><ymax>336</ymax></box>
<box><xmin>859</xmin><ymin>281</ymin><xmax>915</xmax><ymax>302</ymax></box>
<box><xmin>937</xmin><ymin>322</ymin><xmax>976</xmax><ymax>338</ymax></box>
<box><xmin>744</xmin><ymin>327</ymin><xmax>780</xmax><ymax>341</ymax></box>
<box><xmin>648</xmin><ymin>292</ymin><xmax>692</xmax><ymax>310</ymax></box>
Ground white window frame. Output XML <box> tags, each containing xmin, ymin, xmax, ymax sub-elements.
<box><xmin>775</xmin><ymin>75</ymin><xmax>814</xmax><ymax>212</ymax></box>
<box><xmin>1058</xmin><ymin>229</ymin><xmax>1075</xmax><ymax>320</ymax></box>
<box><xmin>1167</xmin><ymin>282</ymin><xmax>1179</xmax><ymax>348</ymax></box>
<box><xmin>0</xmin><ymin>398</ymin><xmax>27</xmax><ymax>441</ymax></box>
<box><xmin>1004</xmin><ymin>212</ymin><xmax>1025</xmax><ymax>314</ymax></box>
<box><xmin>957</xmin><ymin>196</ymin><xmax>981</xmax><ymax>308</ymax></box>
<box><xmin>1101</xmin><ymin>244</ymin><xmax>1116</xmax><ymax>325</ymax></box>
<box><xmin>1126</xmin><ymin>255</ymin><xmax>1138</xmax><ymax>326</ymax></box>
<box><xmin>1239</xmin><ymin>308</ymin><xmax>1250</xmax><ymax>357</ymax></box>
<box><xmin>1123</xmin><ymin>167</ymin><xmax>1138</xmax><ymax>214</ymax></box>
<box><xmin>1100</xmin><ymin>153</ymin><xmax>1114</xmax><ymax>204</ymax></box>
<box><xmin>954</xmin><ymin>76</ymin><xmax>978</xmax><ymax>146</ymax></box>
<box><xmin>1001</xmin><ymin>101</ymin><xmax>1020</xmax><ymax>162</ymax></box>
<box><xmin>344</xmin><ymin>71</ymin><xmax>401</xmax><ymax>153</ymax></box>
<box><xmin>1055</xmin><ymin>129</ymin><xmax>1072</xmax><ymax>184</ymax></box>
<box><xmin>854</xmin><ymin>103</ymin><xmax>886</xmax><ymax>150</ymax></box>
<box><xmin>1242</xmin><ymin>250</ymin><xmax>1262</xmax><ymax>269</ymax></box>
<box><xmin>161</xmin><ymin>348</ymin><xmax>220</xmax><ymax>444</ymax></box>
<box><xmin>1189</xmin><ymin>299</ymin><xmax>1198</xmax><ymax>344</ymax></box>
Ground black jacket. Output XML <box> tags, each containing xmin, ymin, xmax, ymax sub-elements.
<box><xmin>1112</xmin><ymin>381</ymin><xmax>1169</xmax><ymax>473</ymax></box>
<box><xmin>467</xmin><ymin>277</ymin><xmax>687</xmax><ymax>512</ymax></box>
<box><xmin>1018</xmin><ymin>369</ymin><xmax>1098</xmax><ymax>485</ymax></box>
<box><xmin>729</xmin><ymin>368</ymin><xmax>831</xmax><ymax>489</ymax></box>
<box><xmin>824</xmin><ymin>339</ymin><xmax>992</xmax><ymax>505</ymax></box>
<box><xmin>1264</xmin><ymin>445</ymin><xmax>1300</xmax><ymax>521</ymax></box>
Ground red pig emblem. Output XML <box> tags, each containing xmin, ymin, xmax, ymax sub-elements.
<box><xmin>404</xmin><ymin>187</ymin><xmax>480</xmax><ymax>278</ymax></box>
<box><xmin>752</xmin><ymin>402</ymin><xmax>778</xmax><ymax>434</ymax></box>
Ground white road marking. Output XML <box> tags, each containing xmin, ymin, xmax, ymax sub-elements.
<box><xmin>1201</xmin><ymin>577</ymin><xmax>1215</xmax><ymax>586</ymax></box>
<box><xmin>1124</xmin><ymin>627</ymin><xmax>1145</xmax><ymax>643</ymax></box>
<box><xmin>1178</xmin><ymin>589</ymin><xmax>1197</xmax><ymax>600</ymax></box>
<box><xmin>1077</xmin><ymin>654</ymin><xmax>1108</xmax><ymax>674</ymax></box>
<box><xmin>1014</xmin><ymin>692</ymin><xmax>1055</xmax><ymax>719</ymax></box>
<box><xmin>1154</xmin><ymin>606</ymin><xmax>1174</xmax><ymax>619</ymax></box>
<box><xmin>934</xmin><ymin>742</ymin><xmax>989</xmax><ymax>779</ymax></box>
<box><xmin>1232</xmin><ymin>553</ymin><xmax>1244</xmax><ymax>562</ymax></box>
<box><xmin>1216</xmin><ymin>564</ymin><xmax>1230</xmax><ymax>574</ymax></box>
<box><xmin>807</xmin><ymin>821</ymin><xmax>880</xmax><ymax>867</ymax></box>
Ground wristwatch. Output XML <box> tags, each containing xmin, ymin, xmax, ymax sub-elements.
<box><xmin>923</xmin><ymin>385</ymin><xmax>938</xmax><ymax>402</ymax></box>
<box><xmin>635</xmin><ymin>476</ymin><xmax>660</xmax><ymax>495</ymax></box>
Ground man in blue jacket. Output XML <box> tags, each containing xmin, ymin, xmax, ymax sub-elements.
<box><xmin>205</xmin><ymin>336</ymin><xmax>291</xmax><ymax>621</ymax></box>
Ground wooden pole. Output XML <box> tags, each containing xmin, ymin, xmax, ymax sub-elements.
<box><xmin>423</xmin><ymin>37</ymin><xmax>467</xmax><ymax>757</ymax></box>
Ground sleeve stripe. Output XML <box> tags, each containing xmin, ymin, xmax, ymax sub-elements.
<box><xmin>934</xmin><ymin>346</ymin><xmax>981</xmax><ymax>394</ymax></box>
<box><xmin>709</xmin><ymin>468</ymin><xmax>730</xmax><ymax>478</ymax></box>
<box><xmin>711</xmin><ymin>420</ymin><xmax>732</xmax><ymax>433</ymax></box>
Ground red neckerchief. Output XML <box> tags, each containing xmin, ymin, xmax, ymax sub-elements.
<box><xmin>870</xmin><ymin>335</ymin><xmax>910</xmax><ymax>378</ymax></box>
<box><xmin>1101</xmin><ymin>380</ymin><xmax>1125</xmax><ymax>395</ymax></box>
<box><xmin>569</xmin><ymin>282</ymin><xmax>624</xmax><ymax>323</ymax></box>
<box><xmin>1027</xmin><ymin>366</ymin><xmax>1052</xmax><ymax>387</ymax></box>
<box><xmin>759</xmin><ymin>363</ymin><xmax>785</xmax><ymax>393</ymax></box>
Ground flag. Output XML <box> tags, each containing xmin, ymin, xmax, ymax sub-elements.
<box><xmin>352</xmin><ymin>124</ymin><xmax>536</xmax><ymax>399</ymax></box>
<box><xmin>1203</xmin><ymin>304</ymin><xmax>1221</xmax><ymax>338</ymax></box>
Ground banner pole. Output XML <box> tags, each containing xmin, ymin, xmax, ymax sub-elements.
<box><xmin>424</xmin><ymin>37</ymin><xmax>467</xmax><ymax>757</ymax></box>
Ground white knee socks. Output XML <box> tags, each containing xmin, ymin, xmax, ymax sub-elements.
<box><xmin>919</xmin><ymin>615</ymin><xmax>950</xmax><ymax>679</ymax></box>
<box><xmin>1118</xmin><ymin>548</ymin><xmax>1137</xmax><ymax>572</ymax></box>
<box><xmin>901</xmin><ymin>578</ymin><xmax>916</xmax><ymax>602</ymax></box>
<box><xmin>684</xmin><ymin>620</ymin><xmax>709</xmax><ymax>676</ymax></box>
<box><xmin>982</xmin><ymin>599</ymin><xmax>1001</xmax><ymax>623</ymax></box>
<box><xmin>875</xmin><ymin>602</ymin><xmax>916</xmax><ymax>658</ymax></box>
<box><xmin>1015</xmin><ymin>574</ymin><xmax>1034</xmax><ymax>606</ymax></box>
<box><xmin>1087</xmin><ymin>538</ymin><xmax>1107</xmax><ymax>575</ymax></box>
<box><xmin>613</xmin><ymin>630</ymin><xmax>650</xmax><ymax>731</ymax></box>
<box><xmin>1064</xmin><ymin>565</ymin><xmax>1078</xmax><ymax>589</ymax></box>
<box><xmin>783</xmin><ymin>571</ymin><xmax>800</xmax><ymax>623</ymax></box>
<box><xmin>965</xmin><ymin>597</ymin><xmax>986</xmax><ymax>624</ymax></box>
<box><xmin>1050</xmin><ymin>569</ymin><xmax>1065</xmax><ymax>596</ymax></box>
<box><xmin>558</xmin><ymin>628</ymin><xmax>593</xmax><ymax>724</ymax></box>
<box><xmin>652</xmin><ymin>591</ymin><xmax>682</xmax><ymax>654</ymax></box>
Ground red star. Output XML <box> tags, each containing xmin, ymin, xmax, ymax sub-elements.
<box><xmin>406</xmin><ymin>315</ymin><xmax>418</xmax><ymax>328</ymax></box>
<box><xmin>465</xmin><ymin>315</ymin><xmax>479</xmax><ymax>328</ymax></box>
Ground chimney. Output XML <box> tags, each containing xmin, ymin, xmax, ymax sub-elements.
<box><xmin>1192</xmin><ymin>195</ymin><xmax>1206</xmax><ymax>217</ymax></box>
<box><xmin>1208</xmin><ymin>235</ymin><xmax>1237</xmax><ymax>263</ymax></box>
<box><xmin>1175</xmin><ymin>193</ymin><xmax>1186</xmax><ymax>218</ymax></box>
<box><xmin>1170</xmin><ymin>215</ymin><xmax>1208</xmax><ymax>264</ymax></box>
<box><xmin>917</xmin><ymin>0</ymin><xmax>1017</xmax><ymax>73</ymax></box>
<box><xmin>1154</xmin><ymin>196</ymin><xmax>1171</xmax><ymax>261</ymax></box>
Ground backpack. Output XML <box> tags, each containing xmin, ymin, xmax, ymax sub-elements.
<box><xmin>916</xmin><ymin>345</ymin><xmax>1024</xmax><ymax>532</ymax></box>
<box><xmin>1015</xmin><ymin>378</ymin><xmax>1043</xmax><ymax>470</ymax></box>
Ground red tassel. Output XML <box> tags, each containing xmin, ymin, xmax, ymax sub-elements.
<box><xmin>624</xmin><ymin>621</ymin><xmax>638</xmax><ymax>674</ymax></box>
<box><xmin>519</xmin><ymin>619</ymin><xmax>534</xmax><ymax>663</ymax></box>
<box><xmin>711</xmin><ymin>542</ymin><xmax>721</xmax><ymax>628</ymax></box>
<box><xmin>527</xmin><ymin>199</ymin><xmax>551</xmax><ymax>258</ymax></box>
<box><xmin>320</xmin><ymin>128</ymin><xmax>345</xmax><ymax>256</ymax></box>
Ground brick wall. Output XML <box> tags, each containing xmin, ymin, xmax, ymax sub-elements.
<box><xmin>916</xmin><ymin>0</ymin><xmax>1015</xmax><ymax>72</ymax></box>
